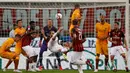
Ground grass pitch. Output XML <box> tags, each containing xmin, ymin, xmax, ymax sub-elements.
<box><xmin>0</xmin><ymin>70</ymin><xmax>128</xmax><ymax>73</ymax></box>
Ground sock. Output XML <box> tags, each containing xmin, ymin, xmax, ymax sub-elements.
<box><xmin>124</xmin><ymin>60</ymin><xmax>128</xmax><ymax>67</ymax></box>
<box><xmin>77</xmin><ymin>65</ymin><xmax>83</xmax><ymax>73</ymax></box>
<box><xmin>55</xmin><ymin>53</ymin><xmax>61</xmax><ymax>67</ymax></box>
<box><xmin>57</xmin><ymin>58</ymin><xmax>61</xmax><ymax>67</ymax></box>
<box><xmin>33</xmin><ymin>62</ymin><xmax>36</xmax><ymax>69</ymax></box>
<box><xmin>96</xmin><ymin>59</ymin><xmax>99</xmax><ymax>69</ymax></box>
<box><xmin>29</xmin><ymin>63</ymin><xmax>33</xmax><ymax>70</ymax></box>
<box><xmin>39</xmin><ymin>57</ymin><xmax>43</xmax><ymax>66</ymax></box>
<box><xmin>14</xmin><ymin>59</ymin><xmax>19</xmax><ymax>70</ymax></box>
<box><xmin>105</xmin><ymin>58</ymin><xmax>108</xmax><ymax>66</ymax></box>
<box><xmin>111</xmin><ymin>60</ymin><xmax>116</xmax><ymax>69</ymax></box>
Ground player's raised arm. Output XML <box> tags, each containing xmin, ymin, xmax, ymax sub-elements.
<box><xmin>52</xmin><ymin>27</ymin><xmax>63</xmax><ymax>40</ymax></box>
<box><xmin>41</xmin><ymin>28</ymin><xmax>47</xmax><ymax>40</ymax></box>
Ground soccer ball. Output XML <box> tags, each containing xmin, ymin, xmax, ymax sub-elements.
<box><xmin>55</xmin><ymin>13</ymin><xmax>62</xmax><ymax>19</ymax></box>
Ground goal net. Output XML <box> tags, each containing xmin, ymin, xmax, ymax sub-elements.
<box><xmin>0</xmin><ymin>2</ymin><xmax>129</xmax><ymax>38</ymax></box>
<box><xmin>0</xmin><ymin>1</ymin><xmax>129</xmax><ymax>46</ymax></box>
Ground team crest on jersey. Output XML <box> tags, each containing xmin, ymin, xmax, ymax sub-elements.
<box><xmin>112</xmin><ymin>32</ymin><xmax>115</xmax><ymax>35</ymax></box>
<box><xmin>118</xmin><ymin>32</ymin><xmax>121</xmax><ymax>35</ymax></box>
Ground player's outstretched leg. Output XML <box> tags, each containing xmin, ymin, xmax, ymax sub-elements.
<box><xmin>77</xmin><ymin>65</ymin><xmax>83</xmax><ymax>73</ymax></box>
<box><xmin>121</xmin><ymin>53</ymin><xmax>129</xmax><ymax>72</ymax></box>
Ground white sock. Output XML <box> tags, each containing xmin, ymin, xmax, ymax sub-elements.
<box><xmin>111</xmin><ymin>60</ymin><xmax>116</xmax><ymax>69</ymax></box>
<box><xmin>77</xmin><ymin>65</ymin><xmax>83</xmax><ymax>73</ymax></box>
<box><xmin>29</xmin><ymin>63</ymin><xmax>33</xmax><ymax>70</ymax></box>
<box><xmin>33</xmin><ymin>62</ymin><xmax>36</xmax><ymax>69</ymax></box>
<box><xmin>61</xmin><ymin>48</ymin><xmax>68</xmax><ymax>52</ymax></box>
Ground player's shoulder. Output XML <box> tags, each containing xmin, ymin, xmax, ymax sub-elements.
<box><xmin>7</xmin><ymin>38</ymin><xmax>14</xmax><ymax>41</ymax></box>
<box><xmin>96</xmin><ymin>22</ymin><xmax>101</xmax><ymax>26</ymax></box>
<box><xmin>118</xmin><ymin>29</ymin><xmax>124</xmax><ymax>33</ymax></box>
<box><xmin>15</xmin><ymin>27</ymin><xmax>19</xmax><ymax>31</ymax></box>
<box><xmin>22</xmin><ymin>27</ymin><xmax>26</xmax><ymax>30</ymax></box>
<box><xmin>7</xmin><ymin>38</ymin><xmax>14</xmax><ymax>43</ymax></box>
<box><xmin>104</xmin><ymin>22</ymin><xmax>110</xmax><ymax>26</ymax></box>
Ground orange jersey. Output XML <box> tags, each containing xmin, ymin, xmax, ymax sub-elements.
<box><xmin>0</xmin><ymin>38</ymin><xmax>14</xmax><ymax>52</ymax></box>
<box><xmin>71</xmin><ymin>9</ymin><xmax>81</xmax><ymax>23</ymax></box>
<box><xmin>69</xmin><ymin>9</ymin><xmax>81</xmax><ymax>33</ymax></box>
<box><xmin>96</xmin><ymin>22</ymin><xmax>111</xmax><ymax>44</ymax></box>
<box><xmin>15</xmin><ymin>27</ymin><xmax>26</xmax><ymax>36</ymax></box>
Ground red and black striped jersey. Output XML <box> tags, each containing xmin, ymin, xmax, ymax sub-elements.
<box><xmin>71</xmin><ymin>27</ymin><xmax>84</xmax><ymax>52</ymax></box>
<box><xmin>110</xmin><ymin>29</ymin><xmax>125</xmax><ymax>47</ymax></box>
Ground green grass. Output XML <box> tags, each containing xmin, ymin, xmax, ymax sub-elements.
<box><xmin>0</xmin><ymin>70</ymin><xmax>128</xmax><ymax>73</ymax></box>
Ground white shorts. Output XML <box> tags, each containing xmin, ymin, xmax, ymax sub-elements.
<box><xmin>110</xmin><ymin>46</ymin><xmax>126</xmax><ymax>56</ymax></box>
<box><xmin>48</xmin><ymin>44</ymin><xmax>64</xmax><ymax>52</ymax></box>
<box><xmin>22</xmin><ymin>45</ymin><xmax>40</xmax><ymax>57</ymax></box>
<box><xmin>70</xmin><ymin>52</ymin><xmax>83</xmax><ymax>63</ymax></box>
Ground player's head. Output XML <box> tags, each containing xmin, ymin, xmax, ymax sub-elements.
<box><xmin>29</xmin><ymin>21</ymin><xmax>35</xmax><ymax>30</ymax></box>
<box><xmin>49</xmin><ymin>31</ymin><xmax>55</xmax><ymax>37</ymax></box>
<box><xmin>114</xmin><ymin>22</ymin><xmax>119</xmax><ymax>30</ymax></box>
<box><xmin>47</xmin><ymin>19</ymin><xmax>53</xmax><ymax>27</ymax></box>
<box><xmin>16</xmin><ymin>19</ymin><xmax>22</xmax><ymax>28</ymax></box>
<box><xmin>75</xmin><ymin>4</ymin><xmax>80</xmax><ymax>9</ymax></box>
<box><xmin>100</xmin><ymin>15</ymin><xmax>105</xmax><ymax>22</ymax></box>
<box><xmin>73</xmin><ymin>19</ymin><xmax>79</xmax><ymax>27</ymax></box>
<box><xmin>14</xmin><ymin>34</ymin><xmax>22</xmax><ymax>42</ymax></box>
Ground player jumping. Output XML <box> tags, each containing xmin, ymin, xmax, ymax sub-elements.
<box><xmin>47</xmin><ymin>27</ymin><xmax>70</xmax><ymax>53</ymax></box>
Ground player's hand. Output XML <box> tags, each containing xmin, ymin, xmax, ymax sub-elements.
<box><xmin>41</xmin><ymin>28</ymin><xmax>44</xmax><ymax>34</ymax></box>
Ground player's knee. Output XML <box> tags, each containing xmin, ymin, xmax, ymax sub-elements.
<box><xmin>96</xmin><ymin>54</ymin><xmax>100</xmax><ymax>59</ymax></box>
<box><xmin>15</xmin><ymin>56</ymin><xmax>19</xmax><ymax>60</ymax></box>
<box><xmin>110</xmin><ymin>55</ymin><xmax>114</xmax><ymax>60</ymax></box>
<box><xmin>121</xmin><ymin>54</ymin><xmax>126</xmax><ymax>58</ymax></box>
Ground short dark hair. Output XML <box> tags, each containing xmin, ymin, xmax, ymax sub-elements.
<box><xmin>75</xmin><ymin>4</ymin><xmax>80</xmax><ymax>8</ymax></box>
<box><xmin>29</xmin><ymin>21</ymin><xmax>35</xmax><ymax>25</ymax></box>
<box><xmin>73</xmin><ymin>19</ymin><xmax>78</xmax><ymax>25</ymax></box>
<box><xmin>115</xmin><ymin>22</ymin><xmax>119</xmax><ymax>25</ymax></box>
<box><xmin>15</xmin><ymin>34</ymin><xmax>21</xmax><ymax>38</ymax></box>
<box><xmin>16</xmin><ymin>19</ymin><xmax>22</xmax><ymax>24</ymax></box>
<box><xmin>48</xmin><ymin>19</ymin><xmax>53</xmax><ymax>22</ymax></box>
